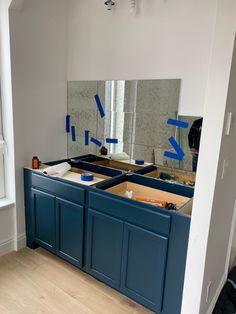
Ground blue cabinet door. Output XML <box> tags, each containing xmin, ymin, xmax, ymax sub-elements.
<box><xmin>32</xmin><ymin>188</ymin><xmax>56</xmax><ymax>252</ymax></box>
<box><xmin>56</xmin><ymin>198</ymin><xmax>84</xmax><ymax>268</ymax></box>
<box><xmin>86</xmin><ymin>209</ymin><xmax>124</xmax><ymax>289</ymax></box>
<box><xmin>121</xmin><ymin>223</ymin><xmax>168</xmax><ymax>313</ymax></box>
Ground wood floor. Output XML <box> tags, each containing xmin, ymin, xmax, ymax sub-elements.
<box><xmin>0</xmin><ymin>248</ymin><xmax>153</xmax><ymax>314</ymax></box>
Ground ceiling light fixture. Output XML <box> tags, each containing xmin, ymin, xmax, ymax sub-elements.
<box><xmin>104</xmin><ymin>0</ymin><xmax>115</xmax><ymax>11</ymax></box>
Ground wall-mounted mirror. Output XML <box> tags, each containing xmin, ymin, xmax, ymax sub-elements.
<box><xmin>67</xmin><ymin>80</ymin><xmax>203</xmax><ymax>177</ymax></box>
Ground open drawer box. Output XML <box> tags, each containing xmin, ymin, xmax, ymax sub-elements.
<box><xmin>136</xmin><ymin>164</ymin><xmax>196</xmax><ymax>187</ymax></box>
<box><xmin>90</xmin><ymin>158</ymin><xmax>146</xmax><ymax>172</ymax></box>
<box><xmin>46</xmin><ymin>154</ymin><xmax>150</xmax><ymax>173</ymax></box>
<box><xmin>95</xmin><ymin>173</ymin><xmax>194</xmax><ymax>216</ymax></box>
<box><xmin>34</xmin><ymin>160</ymin><xmax>123</xmax><ymax>186</ymax></box>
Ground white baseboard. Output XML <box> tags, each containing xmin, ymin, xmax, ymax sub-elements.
<box><xmin>0</xmin><ymin>233</ymin><xmax>26</xmax><ymax>257</ymax></box>
<box><xmin>0</xmin><ymin>237</ymin><xmax>15</xmax><ymax>257</ymax></box>
<box><xmin>17</xmin><ymin>233</ymin><xmax>26</xmax><ymax>250</ymax></box>
<box><xmin>207</xmin><ymin>274</ymin><xmax>227</xmax><ymax>314</ymax></box>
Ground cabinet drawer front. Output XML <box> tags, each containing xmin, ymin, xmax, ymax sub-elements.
<box><xmin>56</xmin><ymin>198</ymin><xmax>84</xmax><ymax>268</ymax></box>
<box><xmin>32</xmin><ymin>189</ymin><xmax>56</xmax><ymax>252</ymax></box>
<box><xmin>32</xmin><ymin>173</ymin><xmax>85</xmax><ymax>204</ymax></box>
<box><xmin>121</xmin><ymin>223</ymin><xmax>168</xmax><ymax>313</ymax></box>
<box><xmin>89</xmin><ymin>191</ymin><xmax>171</xmax><ymax>236</ymax></box>
<box><xmin>86</xmin><ymin>209</ymin><xmax>124</xmax><ymax>289</ymax></box>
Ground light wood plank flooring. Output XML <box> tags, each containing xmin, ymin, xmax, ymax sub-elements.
<box><xmin>0</xmin><ymin>247</ymin><xmax>153</xmax><ymax>314</ymax></box>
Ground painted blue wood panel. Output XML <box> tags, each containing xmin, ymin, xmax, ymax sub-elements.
<box><xmin>135</xmin><ymin>164</ymin><xmax>156</xmax><ymax>175</ymax></box>
<box><xmin>130</xmin><ymin>174</ymin><xmax>194</xmax><ymax>198</ymax></box>
<box><xmin>44</xmin><ymin>154</ymin><xmax>97</xmax><ymax>166</ymax></box>
<box><xmin>56</xmin><ymin>198</ymin><xmax>84</xmax><ymax>268</ymax></box>
<box><xmin>32</xmin><ymin>188</ymin><xmax>56</xmax><ymax>252</ymax></box>
<box><xmin>96</xmin><ymin>173</ymin><xmax>194</xmax><ymax>199</ymax></box>
<box><xmin>86</xmin><ymin>209</ymin><xmax>124</xmax><ymax>289</ymax></box>
<box><xmin>161</xmin><ymin>214</ymin><xmax>191</xmax><ymax>314</ymax></box>
<box><xmin>121</xmin><ymin>223</ymin><xmax>168</xmax><ymax>313</ymax></box>
<box><xmin>71</xmin><ymin>161</ymin><xmax>123</xmax><ymax>177</ymax></box>
<box><xmin>32</xmin><ymin>173</ymin><xmax>85</xmax><ymax>205</ymax></box>
<box><xmin>89</xmin><ymin>191</ymin><xmax>171</xmax><ymax>237</ymax></box>
<box><xmin>24</xmin><ymin>169</ymin><xmax>38</xmax><ymax>249</ymax></box>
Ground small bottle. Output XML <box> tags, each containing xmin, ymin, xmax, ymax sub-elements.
<box><xmin>100</xmin><ymin>146</ymin><xmax>108</xmax><ymax>156</ymax></box>
<box><xmin>32</xmin><ymin>156</ymin><xmax>39</xmax><ymax>169</ymax></box>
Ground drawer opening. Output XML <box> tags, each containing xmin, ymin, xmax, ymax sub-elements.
<box><xmin>91</xmin><ymin>159</ymin><xmax>142</xmax><ymax>172</ymax></box>
<box><xmin>70</xmin><ymin>167</ymin><xmax>111</xmax><ymax>180</ymax></box>
<box><xmin>144</xmin><ymin>167</ymin><xmax>196</xmax><ymax>187</ymax></box>
<box><xmin>30</xmin><ymin>165</ymin><xmax>112</xmax><ymax>186</ymax></box>
<box><xmin>105</xmin><ymin>181</ymin><xmax>192</xmax><ymax>215</ymax></box>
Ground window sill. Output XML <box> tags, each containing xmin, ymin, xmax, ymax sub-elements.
<box><xmin>0</xmin><ymin>198</ymin><xmax>15</xmax><ymax>210</ymax></box>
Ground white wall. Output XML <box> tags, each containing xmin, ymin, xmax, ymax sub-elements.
<box><xmin>182</xmin><ymin>1</ymin><xmax>236</xmax><ymax>313</ymax></box>
<box><xmin>200</xmin><ymin>35</ymin><xmax>236</xmax><ymax>313</ymax></box>
<box><xmin>67</xmin><ymin>0</ymin><xmax>218</xmax><ymax>117</ymax></box>
<box><xmin>0</xmin><ymin>0</ymin><xmax>17</xmax><ymax>255</ymax></box>
<box><xmin>9</xmin><ymin>0</ymin><xmax>68</xmax><ymax>245</ymax></box>
<box><xmin>0</xmin><ymin>206</ymin><xmax>15</xmax><ymax>255</ymax></box>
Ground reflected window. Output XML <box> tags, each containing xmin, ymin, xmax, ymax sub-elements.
<box><xmin>105</xmin><ymin>80</ymin><xmax>126</xmax><ymax>154</ymax></box>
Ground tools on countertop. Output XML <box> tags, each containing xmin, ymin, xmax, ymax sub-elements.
<box><xmin>125</xmin><ymin>190</ymin><xmax>177</xmax><ymax>210</ymax></box>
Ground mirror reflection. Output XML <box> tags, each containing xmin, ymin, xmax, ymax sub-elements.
<box><xmin>67</xmin><ymin>80</ymin><xmax>203</xmax><ymax>182</ymax></box>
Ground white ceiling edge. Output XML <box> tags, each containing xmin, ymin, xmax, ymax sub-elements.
<box><xmin>10</xmin><ymin>0</ymin><xmax>25</xmax><ymax>11</ymax></box>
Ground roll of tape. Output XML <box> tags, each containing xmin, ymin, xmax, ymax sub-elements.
<box><xmin>135</xmin><ymin>160</ymin><xmax>145</xmax><ymax>165</ymax></box>
<box><xmin>81</xmin><ymin>173</ymin><xmax>94</xmax><ymax>182</ymax></box>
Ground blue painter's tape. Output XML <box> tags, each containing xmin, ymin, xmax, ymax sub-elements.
<box><xmin>91</xmin><ymin>137</ymin><xmax>102</xmax><ymax>147</ymax></box>
<box><xmin>167</xmin><ymin>118</ymin><xmax>189</xmax><ymax>129</ymax></box>
<box><xmin>66</xmin><ymin>115</ymin><xmax>70</xmax><ymax>133</ymax></box>
<box><xmin>135</xmin><ymin>160</ymin><xmax>145</xmax><ymax>165</ymax></box>
<box><xmin>85</xmin><ymin>130</ymin><xmax>90</xmax><ymax>146</ymax></box>
<box><xmin>135</xmin><ymin>159</ymin><xmax>144</xmax><ymax>166</ymax></box>
<box><xmin>164</xmin><ymin>136</ymin><xmax>185</xmax><ymax>161</ymax></box>
<box><xmin>71</xmin><ymin>126</ymin><xmax>76</xmax><ymax>142</ymax></box>
<box><xmin>81</xmin><ymin>173</ymin><xmax>94</xmax><ymax>182</ymax></box>
<box><xmin>94</xmin><ymin>94</ymin><xmax>105</xmax><ymax>118</ymax></box>
<box><xmin>106</xmin><ymin>138</ymin><xmax>118</xmax><ymax>144</ymax></box>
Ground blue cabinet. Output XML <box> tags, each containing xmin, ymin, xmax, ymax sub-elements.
<box><xmin>86</xmin><ymin>209</ymin><xmax>124</xmax><ymax>289</ymax></box>
<box><xmin>86</xmin><ymin>206</ymin><xmax>169</xmax><ymax>313</ymax></box>
<box><xmin>32</xmin><ymin>188</ymin><xmax>56</xmax><ymax>252</ymax></box>
<box><xmin>31</xmin><ymin>187</ymin><xmax>84</xmax><ymax>267</ymax></box>
<box><xmin>88</xmin><ymin>173</ymin><xmax>193</xmax><ymax>314</ymax></box>
<box><xmin>56</xmin><ymin>198</ymin><xmax>84</xmax><ymax>268</ymax></box>
<box><xmin>121</xmin><ymin>223</ymin><xmax>168</xmax><ymax>313</ymax></box>
<box><xmin>25</xmin><ymin>168</ymin><xmax>192</xmax><ymax>314</ymax></box>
